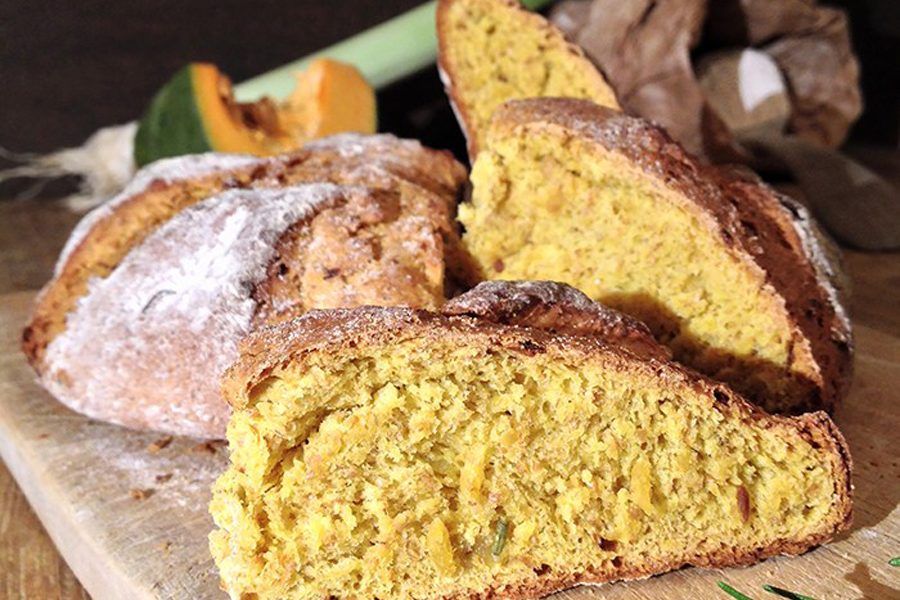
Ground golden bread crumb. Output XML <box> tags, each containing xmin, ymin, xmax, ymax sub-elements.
<box><xmin>210</xmin><ymin>323</ymin><xmax>849</xmax><ymax>599</ymax></box>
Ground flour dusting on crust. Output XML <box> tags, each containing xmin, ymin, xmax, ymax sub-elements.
<box><xmin>776</xmin><ymin>194</ymin><xmax>852</xmax><ymax>341</ymax></box>
<box><xmin>43</xmin><ymin>184</ymin><xmax>354</xmax><ymax>438</ymax></box>
<box><xmin>443</xmin><ymin>280</ymin><xmax>669</xmax><ymax>360</ymax></box>
<box><xmin>57</xmin><ymin>153</ymin><xmax>264</xmax><ymax>273</ymax></box>
<box><xmin>305</xmin><ymin>133</ymin><xmax>466</xmax><ymax>196</ymax></box>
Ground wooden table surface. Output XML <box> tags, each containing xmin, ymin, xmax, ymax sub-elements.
<box><xmin>1</xmin><ymin>175</ymin><xmax>898</xmax><ymax>598</ymax></box>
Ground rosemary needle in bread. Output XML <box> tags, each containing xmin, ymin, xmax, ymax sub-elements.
<box><xmin>491</xmin><ymin>519</ymin><xmax>509</xmax><ymax>557</ymax></box>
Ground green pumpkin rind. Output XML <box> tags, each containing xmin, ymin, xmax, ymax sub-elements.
<box><xmin>134</xmin><ymin>65</ymin><xmax>213</xmax><ymax>167</ymax></box>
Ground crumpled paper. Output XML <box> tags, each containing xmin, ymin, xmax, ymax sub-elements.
<box><xmin>551</xmin><ymin>0</ymin><xmax>863</xmax><ymax>160</ymax></box>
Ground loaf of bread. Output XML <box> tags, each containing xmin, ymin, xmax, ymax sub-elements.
<box><xmin>437</xmin><ymin>0</ymin><xmax>619</xmax><ymax>156</ymax></box>
<box><xmin>209</xmin><ymin>280</ymin><xmax>852</xmax><ymax>600</ymax></box>
<box><xmin>23</xmin><ymin>134</ymin><xmax>466</xmax><ymax>370</ymax></box>
<box><xmin>459</xmin><ymin>98</ymin><xmax>852</xmax><ymax>414</ymax></box>
<box><xmin>24</xmin><ymin>135</ymin><xmax>467</xmax><ymax>437</ymax></box>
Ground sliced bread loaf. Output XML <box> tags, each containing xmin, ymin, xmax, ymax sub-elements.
<box><xmin>210</xmin><ymin>281</ymin><xmax>851</xmax><ymax>599</ymax></box>
<box><xmin>458</xmin><ymin>99</ymin><xmax>852</xmax><ymax>413</ymax></box>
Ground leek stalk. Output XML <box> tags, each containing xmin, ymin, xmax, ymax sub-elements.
<box><xmin>235</xmin><ymin>0</ymin><xmax>552</xmax><ymax>101</ymax></box>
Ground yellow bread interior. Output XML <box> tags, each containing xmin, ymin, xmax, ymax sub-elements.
<box><xmin>439</xmin><ymin>0</ymin><xmax>618</xmax><ymax>153</ymax></box>
<box><xmin>210</xmin><ymin>336</ymin><xmax>844</xmax><ymax>599</ymax></box>
<box><xmin>459</xmin><ymin>131</ymin><xmax>819</xmax><ymax>412</ymax></box>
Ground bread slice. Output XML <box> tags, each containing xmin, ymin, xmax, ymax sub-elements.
<box><xmin>210</xmin><ymin>281</ymin><xmax>851</xmax><ymax>600</ymax></box>
<box><xmin>437</xmin><ymin>0</ymin><xmax>619</xmax><ymax>156</ymax></box>
<box><xmin>458</xmin><ymin>98</ymin><xmax>852</xmax><ymax>414</ymax></box>
<box><xmin>22</xmin><ymin>134</ymin><xmax>466</xmax><ymax>372</ymax></box>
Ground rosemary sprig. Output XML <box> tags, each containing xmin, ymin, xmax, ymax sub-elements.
<box><xmin>718</xmin><ymin>581</ymin><xmax>818</xmax><ymax>600</ymax></box>
<box><xmin>763</xmin><ymin>584</ymin><xmax>816</xmax><ymax>600</ymax></box>
<box><xmin>491</xmin><ymin>518</ymin><xmax>509</xmax><ymax>557</ymax></box>
<box><xmin>718</xmin><ymin>554</ymin><xmax>900</xmax><ymax>599</ymax></box>
<box><xmin>718</xmin><ymin>581</ymin><xmax>754</xmax><ymax>600</ymax></box>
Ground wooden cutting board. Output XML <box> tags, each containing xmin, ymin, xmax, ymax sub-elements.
<box><xmin>0</xmin><ymin>290</ymin><xmax>898</xmax><ymax>600</ymax></box>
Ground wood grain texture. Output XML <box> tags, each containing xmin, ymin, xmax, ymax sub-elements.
<box><xmin>844</xmin><ymin>250</ymin><xmax>900</xmax><ymax>338</ymax></box>
<box><xmin>0</xmin><ymin>460</ymin><xmax>90</xmax><ymax>600</ymax></box>
<box><xmin>0</xmin><ymin>286</ymin><xmax>898</xmax><ymax>600</ymax></box>
<box><xmin>0</xmin><ymin>200</ymin><xmax>83</xmax><ymax>294</ymax></box>
<box><xmin>0</xmin><ymin>291</ymin><xmax>227</xmax><ymax>599</ymax></box>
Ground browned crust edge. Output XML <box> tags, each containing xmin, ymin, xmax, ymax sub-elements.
<box><xmin>443</xmin><ymin>280</ymin><xmax>670</xmax><ymax>360</ymax></box>
<box><xmin>435</xmin><ymin>0</ymin><xmax>619</xmax><ymax>158</ymax></box>
<box><xmin>482</xmin><ymin>98</ymin><xmax>852</xmax><ymax>413</ymax></box>
<box><xmin>222</xmin><ymin>305</ymin><xmax>852</xmax><ymax>600</ymax></box>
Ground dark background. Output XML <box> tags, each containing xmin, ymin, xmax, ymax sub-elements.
<box><xmin>0</xmin><ymin>0</ymin><xmax>466</xmax><ymax>157</ymax></box>
<box><xmin>0</xmin><ymin>0</ymin><xmax>897</xmax><ymax>189</ymax></box>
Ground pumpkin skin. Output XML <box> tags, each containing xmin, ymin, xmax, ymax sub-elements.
<box><xmin>134</xmin><ymin>60</ymin><xmax>376</xmax><ymax>166</ymax></box>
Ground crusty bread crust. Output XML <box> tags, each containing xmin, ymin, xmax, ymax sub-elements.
<box><xmin>22</xmin><ymin>157</ymin><xmax>262</xmax><ymax>370</ymax></box>
<box><xmin>436</xmin><ymin>0</ymin><xmax>619</xmax><ymax>158</ymax></box>
<box><xmin>477</xmin><ymin>98</ymin><xmax>852</xmax><ymax>413</ymax></box>
<box><xmin>444</xmin><ymin>280</ymin><xmax>669</xmax><ymax>360</ymax></box>
<box><xmin>39</xmin><ymin>185</ymin><xmax>356</xmax><ymax>437</ymax></box>
<box><xmin>23</xmin><ymin>135</ymin><xmax>467</xmax><ymax>375</ymax></box>
<box><xmin>223</xmin><ymin>301</ymin><xmax>852</xmax><ymax>599</ymax></box>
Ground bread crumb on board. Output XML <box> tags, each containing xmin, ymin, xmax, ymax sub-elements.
<box><xmin>146</xmin><ymin>435</ymin><xmax>173</xmax><ymax>453</ymax></box>
<box><xmin>130</xmin><ymin>488</ymin><xmax>155</xmax><ymax>500</ymax></box>
<box><xmin>191</xmin><ymin>441</ymin><xmax>225</xmax><ymax>454</ymax></box>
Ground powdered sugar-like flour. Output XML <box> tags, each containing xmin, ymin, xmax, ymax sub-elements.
<box><xmin>57</xmin><ymin>153</ymin><xmax>264</xmax><ymax>273</ymax></box>
<box><xmin>43</xmin><ymin>183</ymin><xmax>356</xmax><ymax>438</ymax></box>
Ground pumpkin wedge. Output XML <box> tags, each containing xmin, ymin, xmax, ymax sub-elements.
<box><xmin>134</xmin><ymin>59</ymin><xmax>376</xmax><ymax>166</ymax></box>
